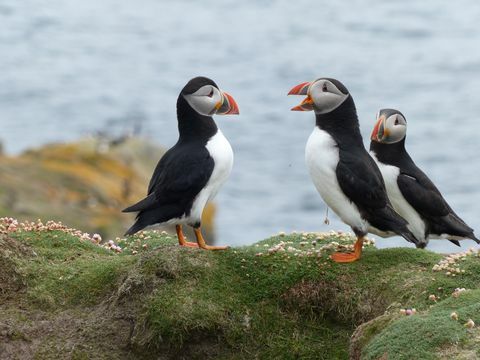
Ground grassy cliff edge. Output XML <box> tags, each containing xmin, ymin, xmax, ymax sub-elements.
<box><xmin>1</xmin><ymin>218</ymin><xmax>480</xmax><ymax>359</ymax></box>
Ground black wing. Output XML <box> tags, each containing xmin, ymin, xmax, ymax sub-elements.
<box><xmin>147</xmin><ymin>148</ymin><xmax>171</xmax><ymax>195</ymax></box>
<box><xmin>336</xmin><ymin>150</ymin><xmax>388</xmax><ymax>211</ymax></box>
<box><xmin>397</xmin><ymin>170</ymin><xmax>478</xmax><ymax>242</ymax></box>
<box><xmin>336</xmin><ymin>149</ymin><xmax>418</xmax><ymax>244</ymax></box>
<box><xmin>123</xmin><ymin>144</ymin><xmax>214</xmax><ymax>233</ymax></box>
<box><xmin>150</xmin><ymin>146</ymin><xmax>214</xmax><ymax>210</ymax></box>
<box><xmin>397</xmin><ymin>172</ymin><xmax>449</xmax><ymax>217</ymax></box>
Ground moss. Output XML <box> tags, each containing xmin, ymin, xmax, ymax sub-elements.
<box><xmin>1</xmin><ymin>228</ymin><xmax>480</xmax><ymax>359</ymax></box>
<box><xmin>362</xmin><ymin>289</ymin><xmax>480</xmax><ymax>360</ymax></box>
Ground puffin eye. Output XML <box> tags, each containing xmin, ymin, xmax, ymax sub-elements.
<box><xmin>322</xmin><ymin>83</ymin><xmax>328</xmax><ymax>92</ymax></box>
<box><xmin>207</xmin><ymin>88</ymin><xmax>214</xmax><ymax>98</ymax></box>
<box><xmin>394</xmin><ymin>118</ymin><xmax>400</xmax><ymax>125</ymax></box>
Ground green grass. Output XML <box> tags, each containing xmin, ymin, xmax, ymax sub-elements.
<box><xmin>2</xmin><ymin>229</ymin><xmax>480</xmax><ymax>359</ymax></box>
<box><xmin>11</xmin><ymin>231</ymin><xmax>135</xmax><ymax>307</ymax></box>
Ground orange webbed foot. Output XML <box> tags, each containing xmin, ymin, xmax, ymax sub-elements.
<box><xmin>180</xmin><ymin>241</ymin><xmax>199</xmax><ymax>248</ymax></box>
<box><xmin>176</xmin><ymin>225</ymin><xmax>199</xmax><ymax>248</ymax></box>
<box><xmin>198</xmin><ymin>244</ymin><xmax>229</xmax><ymax>251</ymax></box>
<box><xmin>330</xmin><ymin>251</ymin><xmax>361</xmax><ymax>263</ymax></box>
<box><xmin>330</xmin><ymin>237</ymin><xmax>364</xmax><ymax>263</ymax></box>
<box><xmin>194</xmin><ymin>227</ymin><xmax>229</xmax><ymax>251</ymax></box>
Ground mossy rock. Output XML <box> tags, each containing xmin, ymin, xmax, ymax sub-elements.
<box><xmin>1</xmin><ymin>227</ymin><xmax>480</xmax><ymax>359</ymax></box>
<box><xmin>0</xmin><ymin>138</ymin><xmax>217</xmax><ymax>243</ymax></box>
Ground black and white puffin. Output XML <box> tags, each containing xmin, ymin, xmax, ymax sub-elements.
<box><xmin>288</xmin><ymin>78</ymin><xmax>419</xmax><ymax>262</ymax></box>
<box><xmin>370</xmin><ymin>108</ymin><xmax>479</xmax><ymax>248</ymax></box>
<box><xmin>123</xmin><ymin>76</ymin><xmax>239</xmax><ymax>250</ymax></box>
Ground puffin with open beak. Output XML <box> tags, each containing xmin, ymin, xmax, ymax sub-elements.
<box><xmin>370</xmin><ymin>109</ymin><xmax>479</xmax><ymax>248</ymax></box>
<box><xmin>123</xmin><ymin>76</ymin><xmax>239</xmax><ymax>250</ymax></box>
<box><xmin>288</xmin><ymin>78</ymin><xmax>419</xmax><ymax>262</ymax></box>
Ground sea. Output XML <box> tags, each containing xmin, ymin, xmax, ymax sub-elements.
<box><xmin>1</xmin><ymin>0</ymin><xmax>480</xmax><ymax>252</ymax></box>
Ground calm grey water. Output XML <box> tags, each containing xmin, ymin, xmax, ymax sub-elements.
<box><xmin>1</xmin><ymin>0</ymin><xmax>480</xmax><ymax>252</ymax></box>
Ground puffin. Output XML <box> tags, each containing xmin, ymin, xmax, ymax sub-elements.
<box><xmin>288</xmin><ymin>78</ymin><xmax>419</xmax><ymax>262</ymax></box>
<box><xmin>123</xmin><ymin>76</ymin><xmax>239</xmax><ymax>250</ymax></box>
<box><xmin>370</xmin><ymin>108</ymin><xmax>479</xmax><ymax>248</ymax></box>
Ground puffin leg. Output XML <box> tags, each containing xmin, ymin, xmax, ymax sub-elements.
<box><xmin>176</xmin><ymin>225</ymin><xmax>198</xmax><ymax>247</ymax></box>
<box><xmin>330</xmin><ymin>237</ymin><xmax>363</xmax><ymax>263</ymax></box>
<box><xmin>194</xmin><ymin>227</ymin><xmax>229</xmax><ymax>250</ymax></box>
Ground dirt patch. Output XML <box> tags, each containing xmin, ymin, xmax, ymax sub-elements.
<box><xmin>0</xmin><ymin>240</ymin><xmax>147</xmax><ymax>359</ymax></box>
<box><xmin>0</xmin><ymin>247</ymin><xmax>228</xmax><ymax>360</ymax></box>
<box><xmin>282</xmin><ymin>278</ymin><xmax>390</xmax><ymax>325</ymax></box>
<box><xmin>0</xmin><ymin>306</ymin><xmax>133</xmax><ymax>360</ymax></box>
<box><xmin>0</xmin><ymin>235</ymin><xmax>34</xmax><ymax>301</ymax></box>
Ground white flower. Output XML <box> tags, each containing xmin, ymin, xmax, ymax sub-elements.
<box><xmin>92</xmin><ymin>234</ymin><xmax>102</xmax><ymax>243</ymax></box>
<box><xmin>465</xmin><ymin>319</ymin><xmax>475</xmax><ymax>328</ymax></box>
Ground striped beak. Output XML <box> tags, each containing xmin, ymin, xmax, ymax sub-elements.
<box><xmin>371</xmin><ymin>114</ymin><xmax>388</xmax><ymax>142</ymax></box>
<box><xmin>215</xmin><ymin>91</ymin><xmax>240</xmax><ymax>115</ymax></box>
<box><xmin>288</xmin><ymin>82</ymin><xmax>314</xmax><ymax>111</ymax></box>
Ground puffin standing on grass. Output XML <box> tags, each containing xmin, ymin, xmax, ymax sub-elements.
<box><xmin>288</xmin><ymin>78</ymin><xmax>419</xmax><ymax>262</ymax></box>
<box><xmin>123</xmin><ymin>76</ymin><xmax>239</xmax><ymax>250</ymax></box>
<box><xmin>370</xmin><ymin>109</ymin><xmax>479</xmax><ymax>248</ymax></box>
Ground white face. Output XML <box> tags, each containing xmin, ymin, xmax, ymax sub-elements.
<box><xmin>309</xmin><ymin>79</ymin><xmax>349</xmax><ymax>114</ymax></box>
<box><xmin>183</xmin><ymin>85</ymin><xmax>223</xmax><ymax>116</ymax></box>
<box><xmin>374</xmin><ymin>112</ymin><xmax>407</xmax><ymax>144</ymax></box>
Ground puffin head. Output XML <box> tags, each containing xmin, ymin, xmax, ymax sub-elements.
<box><xmin>181</xmin><ymin>76</ymin><xmax>239</xmax><ymax>116</ymax></box>
<box><xmin>371</xmin><ymin>109</ymin><xmax>407</xmax><ymax>144</ymax></box>
<box><xmin>288</xmin><ymin>78</ymin><xmax>349</xmax><ymax>114</ymax></box>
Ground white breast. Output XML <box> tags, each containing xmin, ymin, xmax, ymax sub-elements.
<box><xmin>370</xmin><ymin>152</ymin><xmax>427</xmax><ymax>245</ymax></box>
<box><xmin>305</xmin><ymin>127</ymin><xmax>368</xmax><ymax>233</ymax></box>
<box><xmin>189</xmin><ymin>130</ymin><xmax>233</xmax><ymax>223</ymax></box>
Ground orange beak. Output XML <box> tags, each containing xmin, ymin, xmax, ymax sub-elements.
<box><xmin>291</xmin><ymin>96</ymin><xmax>314</xmax><ymax>111</ymax></box>
<box><xmin>216</xmin><ymin>91</ymin><xmax>239</xmax><ymax>115</ymax></box>
<box><xmin>371</xmin><ymin>115</ymin><xmax>386</xmax><ymax>142</ymax></box>
<box><xmin>288</xmin><ymin>82</ymin><xmax>314</xmax><ymax>111</ymax></box>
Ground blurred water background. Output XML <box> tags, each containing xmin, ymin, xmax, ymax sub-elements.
<box><xmin>1</xmin><ymin>0</ymin><xmax>479</xmax><ymax>252</ymax></box>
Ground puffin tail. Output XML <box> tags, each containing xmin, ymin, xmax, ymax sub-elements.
<box><xmin>124</xmin><ymin>218</ymin><xmax>147</xmax><ymax>236</ymax></box>
<box><xmin>399</xmin><ymin>228</ymin><xmax>421</xmax><ymax>247</ymax></box>
<box><xmin>122</xmin><ymin>193</ymin><xmax>156</xmax><ymax>213</ymax></box>
<box><xmin>469</xmin><ymin>233</ymin><xmax>480</xmax><ymax>245</ymax></box>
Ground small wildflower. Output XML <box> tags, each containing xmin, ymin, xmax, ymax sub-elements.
<box><xmin>450</xmin><ymin>312</ymin><xmax>458</xmax><ymax>321</ymax></box>
<box><xmin>452</xmin><ymin>288</ymin><xmax>466</xmax><ymax>298</ymax></box>
<box><xmin>465</xmin><ymin>319</ymin><xmax>475</xmax><ymax>328</ymax></box>
<box><xmin>92</xmin><ymin>234</ymin><xmax>102</xmax><ymax>243</ymax></box>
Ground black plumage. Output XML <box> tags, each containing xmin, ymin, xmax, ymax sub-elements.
<box><xmin>370</xmin><ymin>115</ymin><xmax>479</xmax><ymax>245</ymax></box>
<box><xmin>315</xmin><ymin>90</ymin><xmax>418</xmax><ymax>244</ymax></box>
<box><xmin>123</xmin><ymin>77</ymin><xmax>220</xmax><ymax>236</ymax></box>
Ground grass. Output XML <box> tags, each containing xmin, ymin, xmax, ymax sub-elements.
<box><xmin>1</xmin><ymin>226</ymin><xmax>480</xmax><ymax>359</ymax></box>
<box><xmin>362</xmin><ymin>289</ymin><xmax>480</xmax><ymax>360</ymax></box>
